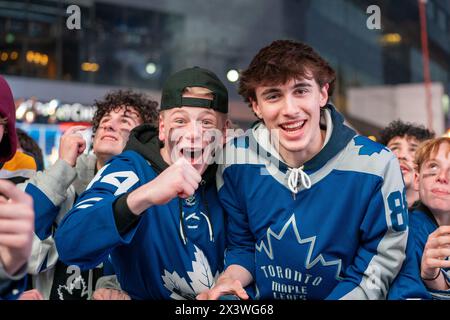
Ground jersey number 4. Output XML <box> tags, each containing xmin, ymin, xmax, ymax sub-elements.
<box><xmin>86</xmin><ymin>164</ymin><xmax>139</xmax><ymax>196</ymax></box>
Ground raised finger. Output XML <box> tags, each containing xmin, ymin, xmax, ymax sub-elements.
<box><xmin>433</xmin><ymin>226</ymin><xmax>450</xmax><ymax>238</ymax></box>
<box><xmin>64</xmin><ymin>125</ymin><xmax>88</xmax><ymax>135</ymax></box>
<box><xmin>0</xmin><ymin>234</ymin><xmax>31</xmax><ymax>248</ymax></box>
<box><xmin>230</xmin><ymin>280</ymin><xmax>249</xmax><ymax>300</ymax></box>
<box><xmin>0</xmin><ymin>204</ymin><xmax>34</xmax><ymax>219</ymax></box>
<box><xmin>426</xmin><ymin>258</ymin><xmax>450</xmax><ymax>269</ymax></box>
<box><xmin>429</xmin><ymin>236</ymin><xmax>450</xmax><ymax>248</ymax></box>
<box><xmin>425</xmin><ymin>248</ymin><xmax>450</xmax><ymax>259</ymax></box>
<box><xmin>0</xmin><ymin>219</ymin><xmax>32</xmax><ymax>233</ymax></box>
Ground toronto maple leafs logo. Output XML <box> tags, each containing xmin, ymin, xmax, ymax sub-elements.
<box><xmin>185</xmin><ymin>195</ymin><xmax>196</xmax><ymax>207</ymax></box>
<box><xmin>256</xmin><ymin>214</ymin><xmax>343</xmax><ymax>281</ymax></box>
<box><xmin>161</xmin><ymin>245</ymin><xmax>219</xmax><ymax>300</ymax></box>
<box><xmin>354</xmin><ymin>136</ymin><xmax>388</xmax><ymax>156</ymax></box>
<box><xmin>57</xmin><ymin>276</ymin><xmax>89</xmax><ymax>300</ymax></box>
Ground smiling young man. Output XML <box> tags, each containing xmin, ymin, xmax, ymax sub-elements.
<box><xmin>21</xmin><ymin>90</ymin><xmax>157</xmax><ymax>300</ymax></box>
<box><xmin>380</xmin><ymin>120</ymin><xmax>434</xmax><ymax>209</ymax></box>
<box><xmin>198</xmin><ymin>40</ymin><xmax>408</xmax><ymax>300</ymax></box>
<box><xmin>55</xmin><ymin>67</ymin><xmax>229</xmax><ymax>299</ymax></box>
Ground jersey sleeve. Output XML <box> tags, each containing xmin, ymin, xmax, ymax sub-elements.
<box><xmin>18</xmin><ymin>160</ymin><xmax>77</xmax><ymax>274</ymax></box>
<box><xmin>21</xmin><ymin>159</ymin><xmax>77</xmax><ymax>240</ymax></box>
<box><xmin>327</xmin><ymin>156</ymin><xmax>408</xmax><ymax>300</ymax></box>
<box><xmin>217</xmin><ymin>164</ymin><xmax>256</xmax><ymax>278</ymax></box>
<box><xmin>55</xmin><ymin>154</ymin><xmax>143</xmax><ymax>270</ymax></box>
<box><xmin>387</xmin><ymin>226</ymin><xmax>431</xmax><ymax>300</ymax></box>
<box><xmin>390</xmin><ymin>210</ymin><xmax>450</xmax><ymax>300</ymax></box>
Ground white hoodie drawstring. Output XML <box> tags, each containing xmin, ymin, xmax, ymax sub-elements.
<box><xmin>287</xmin><ymin>166</ymin><xmax>312</xmax><ymax>194</ymax></box>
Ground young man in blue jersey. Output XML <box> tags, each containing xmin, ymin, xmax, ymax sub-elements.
<box><xmin>388</xmin><ymin>137</ymin><xmax>450</xmax><ymax>299</ymax></box>
<box><xmin>198</xmin><ymin>40</ymin><xmax>408</xmax><ymax>300</ymax></box>
<box><xmin>380</xmin><ymin>120</ymin><xmax>434</xmax><ymax>209</ymax></box>
<box><xmin>55</xmin><ymin>67</ymin><xmax>230</xmax><ymax>299</ymax></box>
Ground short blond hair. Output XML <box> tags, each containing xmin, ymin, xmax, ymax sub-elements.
<box><xmin>414</xmin><ymin>137</ymin><xmax>450</xmax><ymax>172</ymax></box>
<box><xmin>182</xmin><ymin>86</ymin><xmax>214</xmax><ymax>99</ymax></box>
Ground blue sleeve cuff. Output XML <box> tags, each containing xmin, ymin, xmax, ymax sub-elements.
<box><xmin>224</xmin><ymin>249</ymin><xmax>255</xmax><ymax>279</ymax></box>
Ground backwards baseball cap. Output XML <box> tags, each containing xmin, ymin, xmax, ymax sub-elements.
<box><xmin>160</xmin><ymin>66</ymin><xmax>228</xmax><ymax>114</ymax></box>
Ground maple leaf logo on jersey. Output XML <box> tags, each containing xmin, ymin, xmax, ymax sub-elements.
<box><xmin>162</xmin><ymin>245</ymin><xmax>219</xmax><ymax>300</ymax></box>
<box><xmin>354</xmin><ymin>136</ymin><xmax>388</xmax><ymax>156</ymax></box>
<box><xmin>256</xmin><ymin>214</ymin><xmax>343</xmax><ymax>281</ymax></box>
<box><xmin>57</xmin><ymin>275</ymin><xmax>89</xmax><ymax>300</ymax></box>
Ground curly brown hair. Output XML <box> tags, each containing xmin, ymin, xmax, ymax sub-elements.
<box><xmin>91</xmin><ymin>90</ymin><xmax>159</xmax><ymax>133</ymax></box>
<box><xmin>379</xmin><ymin>120</ymin><xmax>435</xmax><ymax>146</ymax></box>
<box><xmin>239</xmin><ymin>40</ymin><xmax>336</xmax><ymax>109</ymax></box>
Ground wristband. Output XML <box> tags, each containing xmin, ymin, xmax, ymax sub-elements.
<box><xmin>422</xmin><ymin>269</ymin><xmax>441</xmax><ymax>281</ymax></box>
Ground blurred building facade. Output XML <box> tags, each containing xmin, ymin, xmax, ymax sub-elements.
<box><xmin>0</xmin><ymin>0</ymin><xmax>449</xmax><ymax>135</ymax></box>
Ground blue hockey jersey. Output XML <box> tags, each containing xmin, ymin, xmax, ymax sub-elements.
<box><xmin>217</xmin><ymin>104</ymin><xmax>408</xmax><ymax>300</ymax></box>
<box><xmin>20</xmin><ymin>154</ymin><xmax>111</xmax><ymax>300</ymax></box>
<box><xmin>55</xmin><ymin>125</ymin><xmax>226</xmax><ymax>300</ymax></box>
<box><xmin>388</xmin><ymin>204</ymin><xmax>450</xmax><ymax>299</ymax></box>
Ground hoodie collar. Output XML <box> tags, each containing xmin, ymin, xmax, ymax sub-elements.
<box><xmin>124</xmin><ymin>124</ymin><xmax>217</xmax><ymax>186</ymax></box>
<box><xmin>303</xmin><ymin>104</ymin><xmax>355</xmax><ymax>172</ymax></box>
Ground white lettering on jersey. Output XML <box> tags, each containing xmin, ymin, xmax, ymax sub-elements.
<box><xmin>85</xmin><ymin>164</ymin><xmax>110</xmax><ymax>191</ymax></box>
<box><xmin>100</xmin><ymin>171</ymin><xmax>139</xmax><ymax>196</ymax></box>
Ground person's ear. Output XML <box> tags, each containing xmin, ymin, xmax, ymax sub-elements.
<box><xmin>413</xmin><ymin>170</ymin><xmax>420</xmax><ymax>192</ymax></box>
<box><xmin>320</xmin><ymin>83</ymin><xmax>329</xmax><ymax>108</ymax></box>
<box><xmin>251</xmin><ymin>99</ymin><xmax>263</xmax><ymax>119</ymax></box>
<box><xmin>224</xmin><ymin>118</ymin><xmax>231</xmax><ymax>130</ymax></box>
<box><xmin>158</xmin><ymin>114</ymin><xmax>165</xmax><ymax>142</ymax></box>
<box><xmin>221</xmin><ymin>118</ymin><xmax>232</xmax><ymax>144</ymax></box>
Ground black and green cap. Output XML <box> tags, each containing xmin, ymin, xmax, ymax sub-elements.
<box><xmin>160</xmin><ymin>66</ymin><xmax>228</xmax><ymax>114</ymax></box>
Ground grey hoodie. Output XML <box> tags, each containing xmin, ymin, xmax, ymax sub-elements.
<box><xmin>19</xmin><ymin>153</ymin><xmax>100</xmax><ymax>299</ymax></box>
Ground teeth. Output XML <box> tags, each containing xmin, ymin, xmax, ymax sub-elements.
<box><xmin>282</xmin><ymin>121</ymin><xmax>305</xmax><ymax>130</ymax></box>
<box><xmin>182</xmin><ymin>149</ymin><xmax>203</xmax><ymax>159</ymax></box>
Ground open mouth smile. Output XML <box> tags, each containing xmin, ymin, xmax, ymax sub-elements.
<box><xmin>279</xmin><ymin>120</ymin><xmax>306</xmax><ymax>132</ymax></box>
